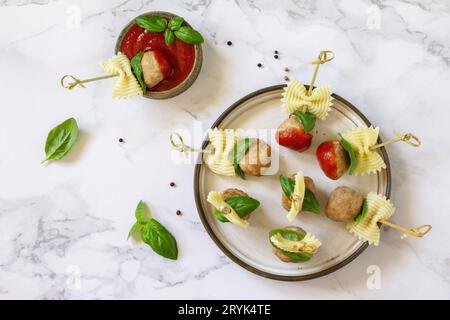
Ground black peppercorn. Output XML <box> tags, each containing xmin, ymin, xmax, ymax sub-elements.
<box><xmin>284</xmin><ymin>67</ymin><xmax>290</xmax><ymax>72</ymax></box>
<box><xmin>119</xmin><ymin>138</ymin><xmax>124</xmax><ymax>143</ymax></box>
<box><xmin>274</xmin><ymin>54</ymin><xmax>279</xmax><ymax>59</ymax></box>
<box><xmin>227</xmin><ymin>41</ymin><xmax>233</xmax><ymax>46</ymax></box>
<box><xmin>257</xmin><ymin>63</ymin><xmax>263</xmax><ymax>68</ymax></box>
<box><xmin>176</xmin><ymin>210</ymin><xmax>182</xmax><ymax>216</ymax></box>
<box><xmin>170</xmin><ymin>182</ymin><xmax>176</xmax><ymax>187</ymax></box>
<box><xmin>274</xmin><ymin>50</ymin><xmax>279</xmax><ymax>54</ymax></box>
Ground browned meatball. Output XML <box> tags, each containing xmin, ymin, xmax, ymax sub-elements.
<box><xmin>222</xmin><ymin>188</ymin><xmax>247</xmax><ymax>200</ymax></box>
<box><xmin>239</xmin><ymin>139</ymin><xmax>271</xmax><ymax>176</ymax></box>
<box><xmin>272</xmin><ymin>226</ymin><xmax>306</xmax><ymax>262</ymax></box>
<box><xmin>325</xmin><ymin>186</ymin><xmax>364</xmax><ymax>222</ymax></box>
<box><xmin>281</xmin><ymin>176</ymin><xmax>315</xmax><ymax>212</ymax></box>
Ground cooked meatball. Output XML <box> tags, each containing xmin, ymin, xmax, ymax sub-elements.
<box><xmin>282</xmin><ymin>175</ymin><xmax>315</xmax><ymax>212</ymax></box>
<box><xmin>272</xmin><ymin>226</ymin><xmax>306</xmax><ymax>263</ymax></box>
<box><xmin>141</xmin><ymin>50</ymin><xmax>171</xmax><ymax>89</ymax></box>
<box><xmin>325</xmin><ymin>186</ymin><xmax>364</xmax><ymax>222</ymax></box>
<box><xmin>222</xmin><ymin>188</ymin><xmax>247</xmax><ymax>200</ymax></box>
<box><xmin>239</xmin><ymin>139</ymin><xmax>271</xmax><ymax>176</ymax></box>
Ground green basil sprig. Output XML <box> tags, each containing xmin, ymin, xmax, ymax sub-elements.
<box><xmin>213</xmin><ymin>195</ymin><xmax>260</xmax><ymax>223</ymax></box>
<box><xmin>339</xmin><ymin>134</ymin><xmax>358</xmax><ymax>175</ymax></box>
<box><xmin>354</xmin><ymin>199</ymin><xmax>368</xmax><ymax>223</ymax></box>
<box><xmin>135</xmin><ymin>15</ymin><xmax>204</xmax><ymax>46</ymax></box>
<box><xmin>279</xmin><ymin>175</ymin><xmax>320</xmax><ymax>214</ymax></box>
<box><xmin>128</xmin><ymin>200</ymin><xmax>178</xmax><ymax>260</ymax></box>
<box><xmin>231</xmin><ymin>137</ymin><xmax>254</xmax><ymax>180</ymax></box>
<box><xmin>135</xmin><ymin>16</ymin><xmax>167</xmax><ymax>32</ymax></box>
<box><xmin>130</xmin><ymin>51</ymin><xmax>147</xmax><ymax>94</ymax></box>
<box><xmin>43</xmin><ymin>117</ymin><xmax>79</xmax><ymax>163</ymax></box>
<box><xmin>269</xmin><ymin>228</ymin><xmax>312</xmax><ymax>262</ymax></box>
<box><xmin>293</xmin><ymin>111</ymin><xmax>316</xmax><ymax>133</ymax></box>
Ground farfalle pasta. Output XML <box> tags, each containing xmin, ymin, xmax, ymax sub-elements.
<box><xmin>341</xmin><ymin>126</ymin><xmax>387</xmax><ymax>175</ymax></box>
<box><xmin>346</xmin><ymin>193</ymin><xmax>395</xmax><ymax>246</ymax></box>
<box><xmin>204</xmin><ymin>128</ymin><xmax>237</xmax><ymax>177</ymax></box>
<box><xmin>281</xmin><ymin>79</ymin><xmax>333</xmax><ymax>120</ymax></box>
<box><xmin>100</xmin><ymin>52</ymin><xmax>143</xmax><ymax>98</ymax></box>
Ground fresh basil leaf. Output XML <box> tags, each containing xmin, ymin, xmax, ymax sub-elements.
<box><xmin>303</xmin><ymin>188</ymin><xmax>320</xmax><ymax>214</ymax></box>
<box><xmin>269</xmin><ymin>228</ymin><xmax>305</xmax><ymax>242</ymax></box>
<box><xmin>293</xmin><ymin>111</ymin><xmax>316</xmax><ymax>133</ymax></box>
<box><xmin>214</xmin><ymin>196</ymin><xmax>260</xmax><ymax>223</ymax></box>
<box><xmin>354</xmin><ymin>199</ymin><xmax>368</xmax><ymax>223</ymax></box>
<box><xmin>269</xmin><ymin>228</ymin><xmax>311</xmax><ymax>261</ymax></box>
<box><xmin>232</xmin><ymin>138</ymin><xmax>254</xmax><ymax>180</ymax></box>
<box><xmin>140</xmin><ymin>219</ymin><xmax>178</xmax><ymax>260</ymax></box>
<box><xmin>339</xmin><ymin>135</ymin><xmax>357</xmax><ymax>175</ymax></box>
<box><xmin>43</xmin><ymin>117</ymin><xmax>79</xmax><ymax>163</ymax></box>
<box><xmin>135</xmin><ymin>200</ymin><xmax>147</xmax><ymax>223</ymax></box>
<box><xmin>130</xmin><ymin>51</ymin><xmax>147</xmax><ymax>94</ymax></box>
<box><xmin>168</xmin><ymin>16</ymin><xmax>184</xmax><ymax>31</ymax></box>
<box><xmin>127</xmin><ymin>221</ymin><xmax>142</xmax><ymax>240</ymax></box>
<box><xmin>281</xmin><ymin>250</ymin><xmax>312</xmax><ymax>262</ymax></box>
<box><xmin>135</xmin><ymin>16</ymin><xmax>167</xmax><ymax>32</ymax></box>
<box><xmin>279</xmin><ymin>175</ymin><xmax>295</xmax><ymax>199</ymax></box>
<box><xmin>165</xmin><ymin>29</ymin><xmax>175</xmax><ymax>45</ymax></box>
<box><xmin>174</xmin><ymin>26</ymin><xmax>204</xmax><ymax>44</ymax></box>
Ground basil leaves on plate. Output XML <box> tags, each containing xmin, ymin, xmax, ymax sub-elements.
<box><xmin>130</xmin><ymin>51</ymin><xmax>147</xmax><ymax>94</ymax></box>
<box><xmin>269</xmin><ymin>228</ymin><xmax>312</xmax><ymax>262</ymax></box>
<box><xmin>43</xmin><ymin>117</ymin><xmax>79</xmax><ymax>163</ymax></box>
<box><xmin>293</xmin><ymin>111</ymin><xmax>316</xmax><ymax>133</ymax></box>
<box><xmin>128</xmin><ymin>200</ymin><xmax>178</xmax><ymax>260</ymax></box>
<box><xmin>231</xmin><ymin>137</ymin><xmax>254</xmax><ymax>179</ymax></box>
<box><xmin>339</xmin><ymin>134</ymin><xmax>358</xmax><ymax>175</ymax></box>
<box><xmin>213</xmin><ymin>195</ymin><xmax>260</xmax><ymax>223</ymax></box>
<box><xmin>354</xmin><ymin>198</ymin><xmax>368</xmax><ymax>223</ymax></box>
<box><xmin>279</xmin><ymin>175</ymin><xmax>320</xmax><ymax>214</ymax></box>
<box><xmin>135</xmin><ymin>15</ymin><xmax>204</xmax><ymax>45</ymax></box>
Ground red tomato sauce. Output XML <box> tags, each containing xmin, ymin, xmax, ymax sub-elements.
<box><xmin>119</xmin><ymin>24</ymin><xmax>196</xmax><ymax>92</ymax></box>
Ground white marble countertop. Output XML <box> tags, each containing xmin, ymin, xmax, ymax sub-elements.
<box><xmin>0</xmin><ymin>0</ymin><xmax>449</xmax><ymax>300</ymax></box>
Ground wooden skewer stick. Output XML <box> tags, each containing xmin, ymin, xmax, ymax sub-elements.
<box><xmin>61</xmin><ymin>74</ymin><xmax>118</xmax><ymax>90</ymax></box>
<box><xmin>170</xmin><ymin>132</ymin><xmax>212</xmax><ymax>154</ymax></box>
<box><xmin>307</xmin><ymin>50</ymin><xmax>335</xmax><ymax>96</ymax></box>
<box><xmin>379</xmin><ymin>220</ymin><xmax>432</xmax><ymax>238</ymax></box>
<box><xmin>370</xmin><ymin>131</ymin><xmax>421</xmax><ymax>150</ymax></box>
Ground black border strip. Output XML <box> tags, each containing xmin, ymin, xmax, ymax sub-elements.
<box><xmin>193</xmin><ymin>85</ymin><xmax>392</xmax><ymax>281</ymax></box>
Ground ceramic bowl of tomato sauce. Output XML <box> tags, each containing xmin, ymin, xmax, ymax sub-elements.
<box><xmin>116</xmin><ymin>11</ymin><xmax>203</xmax><ymax>99</ymax></box>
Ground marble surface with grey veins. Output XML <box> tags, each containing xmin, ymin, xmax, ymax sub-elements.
<box><xmin>0</xmin><ymin>0</ymin><xmax>449</xmax><ymax>299</ymax></box>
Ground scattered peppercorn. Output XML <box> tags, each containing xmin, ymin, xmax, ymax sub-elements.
<box><xmin>274</xmin><ymin>54</ymin><xmax>279</xmax><ymax>59</ymax></box>
<box><xmin>284</xmin><ymin>67</ymin><xmax>290</xmax><ymax>72</ymax></box>
<box><xmin>119</xmin><ymin>138</ymin><xmax>124</xmax><ymax>143</ymax></box>
<box><xmin>257</xmin><ymin>63</ymin><xmax>263</xmax><ymax>68</ymax></box>
<box><xmin>176</xmin><ymin>210</ymin><xmax>182</xmax><ymax>216</ymax></box>
<box><xmin>274</xmin><ymin>50</ymin><xmax>279</xmax><ymax>54</ymax></box>
<box><xmin>170</xmin><ymin>182</ymin><xmax>176</xmax><ymax>187</ymax></box>
<box><xmin>227</xmin><ymin>41</ymin><xmax>233</xmax><ymax>46</ymax></box>
<box><xmin>284</xmin><ymin>76</ymin><xmax>290</xmax><ymax>81</ymax></box>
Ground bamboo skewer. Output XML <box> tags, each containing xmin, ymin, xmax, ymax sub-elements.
<box><xmin>370</xmin><ymin>131</ymin><xmax>421</xmax><ymax>150</ymax></box>
<box><xmin>170</xmin><ymin>132</ymin><xmax>212</xmax><ymax>154</ymax></box>
<box><xmin>61</xmin><ymin>74</ymin><xmax>119</xmax><ymax>90</ymax></box>
<box><xmin>379</xmin><ymin>220</ymin><xmax>432</xmax><ymax>238</ymax></box>
<box><xmin>307</xmin><ymin>50</ymin><xmax>334</xmax><ymax>96</ymax></box>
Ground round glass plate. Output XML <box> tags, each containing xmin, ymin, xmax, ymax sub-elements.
<box><xmin>194</xmin><ymin>85</ymin><xmax>391</xmax><ymax>281</ymax></box>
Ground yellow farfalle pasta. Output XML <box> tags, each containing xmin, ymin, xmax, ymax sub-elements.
<box><xmin>270</xmin><ymin>232</ymin><xmax>321</xmax><ymax>254</ymax></box>
<box><xmin>346</xmin><ymin>193</ymin><xmax>395</xmax><ymax>246</ymax></box>
<box><xmin>281</xmin><ymin>79</ymin><xmax>333</xmax><ymax>120</ymax></box>
<box><xmin>341</xmin><ymin>126</ymin><xmax>387</xmax><ymax>175</ymax></box>
<box><xmin>207</xmin><ymin>191</ymin><xmax>249</xmax><ymax>228</ymax></box>
<box><xmin>204</xmin><ymin>128</ymin><xmax>236</xmax><ymax>177</ymax></box>
<box><xmin>100</xmin><ymin>52</ymin><xmax>143</xmax><ymax>99</ymax></box>
<box><xmin>287</xmin><ymin>171</ymin><xmax>305</xmax><ymax>222</ymax></box>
